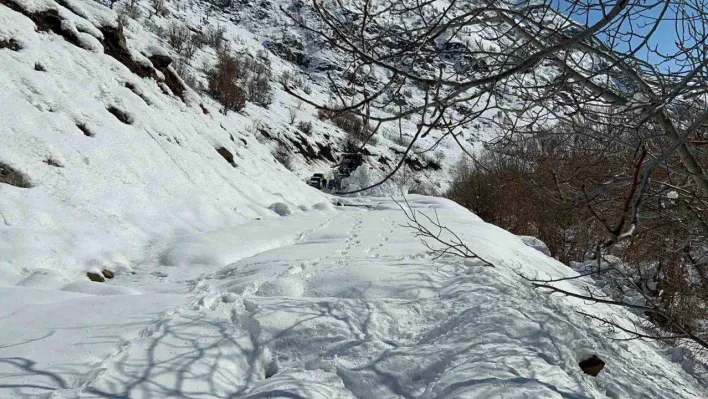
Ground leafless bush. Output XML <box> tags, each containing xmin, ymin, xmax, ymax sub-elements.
<box><xmin>408</xmin><ymin>180</ymin><xmax>438</xmax><ymax>196</ymax></box>
<box><xmin>205</xmin><ymin>24</ymin><xmax>226</xmax><ymax>49</ymax></box>
<box><xmin>117</xmin><ymin>0</ymin><xmax>142</xmax><ymax>24</ymax></box>
<box><xmin>167</xmin><ymin>22</ymin><xmax>190</xmax><ymax>54</ymax></box>
<box><xmin>242</xmin><ymin>50</ymin><xmax>273</xmax><ymax>108</ymax></box>
<box><xmin>446</xmin><ymin>150</ymin><xmax>594</xmax><ymax>264</ymax></box>
<box><xmin>287</xmin><ymin>108</ymin><xmax>297</xmax><ymax>125</ymax></box>
<box><xmin>273</xmin><ymin>142</ymin><xmax>293</xmax><ymax>170</ymax></box>
<box><xmin>148</xmin><ymin>0</ymin><xmax>166</xmax><ymax>18</ymax></box>
<box><xmin>396</xmin><ymin>136</ymin><xmax>411</xmax><ymax>147</ymax></box>
<box><xmin>143</xmin><ymin>19</ymin><xmax>165</xmax><ymax>37</ymax></box>
<box><xmin>297</xmin><ymin>120</ymin><xmax>313</xmax><ymax>135</ymax></box>
<box><xmin>280</xmin><ymin>70</ymin><xmax>294</xmax><ymax>88</ymax></box>
<box><xmin>318</xmin><ymin>108</ymin><xmax>368</xmax><ymax>144</ymax></box>
<box><xmin>174</xmin><ymin>58</ymin><xmax>200</xmax><ymax>90</ymax></box>
<box><xmin>207</xmin><ymin>51</ymin><xmax>246</xmax><ymax>114</ymax></box>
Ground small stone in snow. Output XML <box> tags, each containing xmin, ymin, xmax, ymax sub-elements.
<box><xmin>87</xmin><ymin>272</ymin><xmax>105</xmax><ymax>282</ymax></box>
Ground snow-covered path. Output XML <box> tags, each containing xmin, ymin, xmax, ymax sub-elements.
<box><xmin>1</xmin><ymin>197</ymin><xmax>705</xmax><ymax>398</ymax></box>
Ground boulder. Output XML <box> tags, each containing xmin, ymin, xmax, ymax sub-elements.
<box><xmin>102</xmin><ymin>269</ymin><xmax>115</xmax><ymax>279</ymax></box>
<box><xmin>579</xmin><ymin>355</ymin><xmax>605</xmax><ymax>376</ymax></box>
<box><xmin>216</xmin><ymin>147</ymin><xmax>236</xmax><ymax>166</ymax></box>
<box><xmin>149</xmin><ymin>53</ymin><xmax>173</xmax><ymax>69</ymax></box>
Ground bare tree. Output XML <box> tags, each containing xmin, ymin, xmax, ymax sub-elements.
<box><xmin>284</xmin><ymin>0</ymin><xmax>708</xmax><ymax>363</ymax></box>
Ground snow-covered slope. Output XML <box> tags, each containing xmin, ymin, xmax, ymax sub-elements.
<box><xmin>1</xmin><ymin>196</ymin><xmax>705</xmax><ymax>398</ymax></box>
<box><xmin>0</xmin><ymin>0</ymin><xmax>330</xmax><ymax>283</ymax></box>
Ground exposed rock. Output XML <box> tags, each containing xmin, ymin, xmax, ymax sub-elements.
<box><xmin>579</xmin><ymin>355</ymin><xmax>605</xmax><ymax>376</ymax></box>
<box><xmin>87</xmin><ymin>272</ymin><xmax>105</xmax><ymax>282</ymax></box>
<box><xmin>0</xmin><ymin>162</ymin><xmax>31</xmax><ymax>188</ymax></box>
<box><xmin>101</xmin><ymin>269</ymin><xmax>115</xmax><ymax>279</ymax></box>
<box><xmin>0</xmin><ymin>38</ymin><xmax>21</xmax><ymax>51</ymax></box>
<box><xmin>161</xmin><ymin>67</ymin><xmax>186</xmax><ymax>101</ymax></box>
<box><xmin>148</xmin><ymin>53</ymin><xmax>173</xmax><ymax>69</ymax></box>
<box><xmin>269</xmin><ymin>202</ymin><xmax>292</xmax><ymax>216</ymax></box>
<box><xmin>76</xmin><ymin>123</ymin><xmax>94</xmax><ymax>137</ymax></box>
<box><xmin>106</xmin><ymin>106</ymin><xmax>134</xmax><ymax>124</ymax></box>
<box><xmin>216</xmin><ymin>147</ymin><xmax>236</xmax><ymax>166</ymax></box>
<box><xmin>0</xmin><ymin>0</ymin><xmax>81</xmax><ymax>47</ymax></box>
<box><xmin>99</xmin><ymin>24</ymin><xmax>156</xmax><ymax>79</ymax></box>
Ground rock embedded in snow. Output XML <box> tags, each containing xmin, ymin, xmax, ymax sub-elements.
<box><xmin>87</xmin><ymin>271</ymin><xmax>105</xmax><ymax>282</ymax></box>
<box><xmin>579</xmin><ymin>355</ymin><xmax>606</xmax><ymax>376</ymax></box>
<box><xmin>268</xmin><ymin>202</ymin><xmax>292</xmax><ymax>216</ymax></box>
<box><xmin>147</xmin><ymin>52</ymin><xmax>172</xmax><ymax>69</ymax></box>
<box><xmin>0</xmin><ymin>162</ymin><xmax>31</xmax><ymax>188</ymax></box>
<box><xmin>102</xmin><ymin>269</ymin><xmax>114</xmax><ymax>279</ymax></box>
<box><xmin>216</xmin><ymin>146</ymin><xmax>236</xmax><ymax>166</ymax></box>
<box><xmin>0</xmin><ymin>37</ymin><xmax>21</xmax><ymax>51</ymax></box>
<box><xmin>519</xmin><ymin>235</ymin><xmax>551</xmax><ymax>256</ymax></box>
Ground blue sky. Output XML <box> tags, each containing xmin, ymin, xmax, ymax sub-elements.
<box><xmin>551</xmin><ymin>0</ymin><xmax>690</xmax><ymax>72</ymax></box>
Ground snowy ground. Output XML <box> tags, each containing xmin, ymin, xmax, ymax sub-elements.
<box><xmin>1</xmin><ymin>196</ymin><xmax>705</xmax><ymax>398</ymax></box>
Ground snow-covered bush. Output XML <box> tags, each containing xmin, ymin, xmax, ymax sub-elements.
<box><xmin>243</xmin><ymin>50</ymin><xmax>274</xmax><ymax>108</ymax></box>
<box><xmin>340</xmin><ymin>164</ymin><xmax>399</xmax><ymax>196</ymax></box>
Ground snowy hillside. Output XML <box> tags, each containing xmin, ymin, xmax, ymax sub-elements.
<box><xmin>2</xmin><ymin>0</ymin><xmax>707</xmax><ymax>397</ymax></box>
<box><xmin>0</xmin><ymin>0</ymin><xmax>334</xmax><ymax>282</ymax></box>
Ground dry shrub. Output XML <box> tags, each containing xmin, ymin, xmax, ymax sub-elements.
<box><xmin>207</xmin><ymin>52</ymin><xmax>246</xmax><ymax>114</ymax></box>
<box><xmin>273</xmin><ymin>142</ymin><xmax>293</xmax><ymax>170</ymax></box>
<box><xmin>449</xmin><ymin>120</ymin><xmax>708</xmax><ymax>344</ymax></box>
<box><xmin>446</xmin><ymin>149</ymin><xmax>596</xmax><ymax>264</ymax></box>
<box><xmin>297</xmin><ymin>120</ymin><xmax>313</xmax><ymax>135</ymax></box>
<box><xmin>242</xmin><ymin>50</ymin><xmax>273</xmax><ymax>108</ymax></box>
<box><xmin>318</xmin><ymin>108</ymin><xmax>368</xmax><ymax>144</ymax></box>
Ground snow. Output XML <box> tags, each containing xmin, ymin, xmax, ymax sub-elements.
<box><xmin>0</xmin><ymin>0</ymin><xmax>328</xmax><ymax>286</ymax></box>
<box><xmin>1</xmin><ymin>0</ymin><xmax>707</xmax><ymax>396</ymax></box>
<box><xmin>1</xmin><ymin>196</ymin><xmax>705</xmax><ymax>398</ymax></box>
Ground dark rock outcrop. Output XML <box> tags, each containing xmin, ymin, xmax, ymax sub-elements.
<box><xmin>579</xmin><ymin>355</ymin><xmax>605</xmax><ymax>376</ymax></box>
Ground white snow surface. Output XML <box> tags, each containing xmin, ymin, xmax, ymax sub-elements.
<box><xmin>0</xmin><ymin>0</ymin><xmax>329</xmax><ymax>283</ymax></box>
<box><xmin>1</xmin><ymin>196</ymin><xmax>706</xmax><ymax>398</ymax></box>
